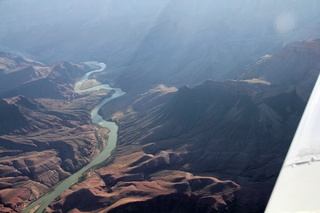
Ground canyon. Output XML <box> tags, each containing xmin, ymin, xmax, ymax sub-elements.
<box><xmin>44</xmin><ymin>40</ymin><xmax>320</xmax><ymax>212</ymax></box>
<box><xmin>0</xmin><ymin>54</ymin><xmax>110</xmax><ymax>212</ymax></box>
<box><xmin>1</xmin><ymin>1</ymin><xmax>320</xmax><ymax>212</ymax></box>
<box><xmin>1</xmin><ymin>37</ymin><xmax>320</xmax><ymax>213</ymax></box>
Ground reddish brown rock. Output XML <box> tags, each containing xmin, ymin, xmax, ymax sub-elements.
<box><xmin>0</xmin><ymin>53</ymin><xmax>110</xmax><ymax>212</ymax></box>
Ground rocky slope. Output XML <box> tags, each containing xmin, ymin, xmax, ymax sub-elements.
<box><xmin>240</xmin><ymin>39</ymin><xmax>320</xmax><ymax>101</ymax></box>
<box><xmin>47</xmin><ymin>81</ymin><xmax>303</xmax><ymax>213</ymax></box>
<box><xmin>0</xmin><ymin>97</ymin><xmax>28</xmax><ymax>135</ymax></box>
<box><xmin>108</xmin><ymin>83</ymin><xmax>304</xmax><ymax>212</ymax></box>
<box><xmin>47</xmin><ymin>39</ymin><xmax>320</xmax><ymax>213</ymax></box>
<box><xmin>0</xmin><ymin>54</ymin><xmax>109</xmax><ymax>212</ymax></box>
<box><xmin>0</xmin><ymin>52</ymin><xmax>49</xmax><ymax>93</ymax></box>
<box><xmin>2</xmin><ymin>61</ymin><xmax>90</xmax><ymax>100</ymax></box>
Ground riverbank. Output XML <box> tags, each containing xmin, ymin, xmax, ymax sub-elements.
<box><xmin>23</xmin><ymin>61</ymin><xmax>125</xmax><ymax>213</ymax></box>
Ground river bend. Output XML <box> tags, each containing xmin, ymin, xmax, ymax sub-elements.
<box><xmin>24</xmin><ymin>61</ymin><xmax>125</xmax><ymax>213</ymax></box>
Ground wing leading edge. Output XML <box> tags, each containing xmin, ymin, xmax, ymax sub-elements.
<box><xmin>265</xmin><ymin>74</ymin><xmax>320</xmax><ymax>213</ymax></box>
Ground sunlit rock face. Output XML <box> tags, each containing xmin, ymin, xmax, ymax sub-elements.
<box><xmin>51</xmin><ymin>81</ymin><xmax>301</xmax><ymax>212</ymax></box>
<box><xmin>50</xmin><ymin>171</ymin><xmax>240</xmax><ymax>213</ymax></box>
<box><xmin>0</xmin><ymin>53</ymin><xmax>104</xmax><ymax>212</ymax></box>
<box><xmin>47</xmin><ymin>40</ymin><xmax>320</xmax><ymax>213</ymax></box>
<box><xmin>240</xmin><ymin>39</ymin><xmax>320</xmax><ymax>101</ymax></box>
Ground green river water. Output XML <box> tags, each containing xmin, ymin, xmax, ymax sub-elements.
<box><xmin>23</xmin><ymin>61</ymin><xmax>125</xmax><ymax>213</ymax></box>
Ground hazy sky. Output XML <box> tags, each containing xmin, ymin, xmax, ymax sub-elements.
<box><xmin>1</xmin><ymin>0</ymin><xmax>320</xmax><ymax>63</ymax></box>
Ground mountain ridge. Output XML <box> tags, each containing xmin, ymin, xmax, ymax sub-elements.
<box><xmin>0</xmin><ymin>54</ymin><xmax>111</xmax><ymax>212</ymax></box>
<box><xmin>50</xmin><ymin>39</ymin><xmax>320</xmax><ymax>213</ymax></box>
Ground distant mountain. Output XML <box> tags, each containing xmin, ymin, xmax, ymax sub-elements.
<box><xmin>104</xmin><ymin>0</ymin><xmax>320</xmax><ymax>91</ymax></box>
<box><xmin>240</xmin><ymin>39</ymin><xmax>320</xmax><ymax>100</ymax></box>
<box><xmin>0</xmin><ymin>53</ymin><xmax>91</xmax><ymax>99</ymax></box>
<box><xmin>0</xmin><ymin>52</ymin><xmax>48</xmax><ymax>92</ymax></box>
<box><xmin>4</xmin><ymin>61</ymin><xmax>89</xmax><ymax>99</ymax></box>
<box><xmin>0</xmin><ymin>51</ymin><xmax>43</xmax><ymax>71</ymax></box>
<box><xmin>1</xmin><ymin>1</ymin><xmax>320</xmax><ymax>88</ymax></box>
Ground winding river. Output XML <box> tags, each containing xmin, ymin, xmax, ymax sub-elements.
<box><xmin>23</xmin><ymin>61</ymin><xmax>125</xmax><ymax>213</ymax></box>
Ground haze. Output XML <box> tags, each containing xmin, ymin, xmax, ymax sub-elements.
<box><xmin>1</xmin><ymin>0</ymin><xmax>320</xmax><ymax>63</ymax></box>
<box><xmin>1</xmin><ymin>1</ymin><xmax>320</xmax><ymax>212</ymax></box>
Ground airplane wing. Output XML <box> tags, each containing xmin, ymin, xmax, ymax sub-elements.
<box><xmin>265</xmin><ymin>74</ymin><xmax>320</xmax><ymax>213</ymax></box>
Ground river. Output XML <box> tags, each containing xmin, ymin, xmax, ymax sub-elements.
<box><xmin>23</xmin><ymin>61</ymin><xmax>125</xmax><ymax>213</ymax></box>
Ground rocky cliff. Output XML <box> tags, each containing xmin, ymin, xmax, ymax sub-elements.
<box><xmin>48</xmin><ymin>39</ymin><xmax>320</xmax><ymax>213</ymax></box>
<box><xmin>240</xmin><ymin>39</ymin><xmax>320</xmax><ymax>100</ymax></box>
<box><xmin>0</xmin><ymin>54</ymin><xmax>109</xmax><ymax>212</ymax></box>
